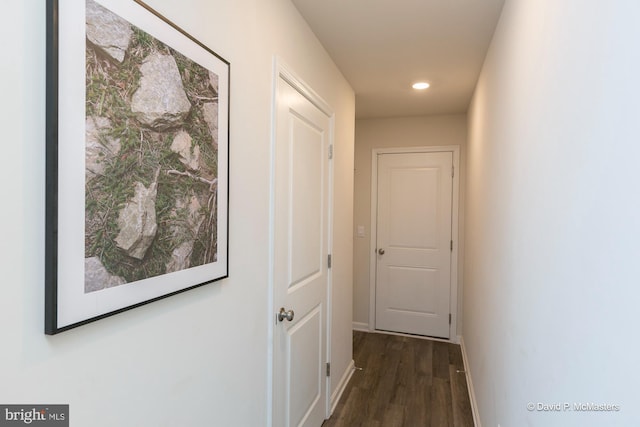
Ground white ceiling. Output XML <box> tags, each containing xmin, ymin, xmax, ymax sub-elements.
<box><xmin>291</xmin><ymin>0</ymin><xmax>506</xmax><ymax>119</ymax></box>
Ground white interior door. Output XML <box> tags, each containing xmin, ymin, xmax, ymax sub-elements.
<box><xmin>375</xmin><ymin>151</ymin><xmax>453</xmax><ymax>338</ymax></box>
<box><xmin>272</xmin><ymin>74</ymin><xmax>331</xmax><ymax>427</ymax></box>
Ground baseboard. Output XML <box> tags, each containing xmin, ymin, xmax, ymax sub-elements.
<box><xmin>459</xmin><ymin>335</ymin><xmax>481</xmax><ymax>427</ymax></box>
<box><xmin>352</xmin><ymin>322</ymin><xmax>369</xmax><ymax>331</ymax></box>
<box><xmin>330</xmin><ymin>359</ymin><xmax>355</xmax><ymax>415</ymax></box>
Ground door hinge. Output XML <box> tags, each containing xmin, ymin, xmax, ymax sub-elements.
<box><xmin>450</xmin><ymin>240</ymin><xmax>453</xmax><ymax>251</ymax></box>
<box><xmin>328</xmin><ymin>254</ymin><xmax>332</xmax><ymax>269</ymax></box>
<box><xmin>326</xmin><ymin>363</ymin><xmax>331</xmax><ymax>377</ymax></box>
<box><xmin>452</xmin><ymin>165</ymin><xmax>454</xmax><ymax>178</ymax></box>
<box><xmin>328</xmin><ymin>145</ymin><xmax>333</xmax><ymax>160</ymax></box>
<box><xmin>449</xmin><ymin>313</ymin><xmax>452</xmax><ymax>325</ymax></box>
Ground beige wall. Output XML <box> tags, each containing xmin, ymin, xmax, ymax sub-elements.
<box><xmin>465</xmin><ymin>0</ymin><xmax>640</xmax><ymax>425</ymax></box>
<box><xmin>353</xmin><ymin>115</ymin><xmax>467</xmax><ymax>334</ymax></box>
<box><xmin>0</xmin><ymin>1</ymin><xmax>353</xmax><ymax>425</ymax></box>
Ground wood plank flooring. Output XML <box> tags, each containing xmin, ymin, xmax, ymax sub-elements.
<box><xmin>323</xmin><ymin>331</ymin><xmax>474</xmax><ymax>427</ymax></box>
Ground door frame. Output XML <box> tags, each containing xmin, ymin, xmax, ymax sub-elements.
<box><xmin>369</xmin><ymin>146</ymin><xmax>460</xmax><ymax>341</ymax></box>
<box><xmin>267</xmin><ymin>57</ymin><xmax>335</xmax><ymax>426</ymax></box>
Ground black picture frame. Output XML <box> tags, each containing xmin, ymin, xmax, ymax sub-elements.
<box><xmin>45</xmin><ymin>0</ymin><xmax>230</xmax><ymax>334</ymax></box>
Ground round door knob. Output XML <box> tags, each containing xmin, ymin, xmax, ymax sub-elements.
<box><xmin>278</xmin><ymin>307</ymin><xmax>295</xmax><ymax>322</ymax></box>
<box><xmin>378</xmin><ymin>248</ymin><xmax>385</xmax><ymax>255</ymax></box>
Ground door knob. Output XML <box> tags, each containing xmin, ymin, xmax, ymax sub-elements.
<box><xmin>378</xmin><ymin>248</ymin><xmax>385</xmax><ymax>255</ymax></box>
<box><xmin>278</xmin><ymin>307</ymin><xmax>295</xmax><ymax>322</ymax></box>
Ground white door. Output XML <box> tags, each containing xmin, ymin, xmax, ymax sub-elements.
<box><xmin>375</xmin><ymin>152</ymin><xmax>453</xmax><ymax>338</ymax></box>
<box><xmin>272</xmin><ymin>75</ymin><xmax>331</xmax><ymax>427</ymax></box>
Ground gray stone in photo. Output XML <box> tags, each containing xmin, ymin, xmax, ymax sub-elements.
<box><xmin>131</xmin><ymin>53</ymin><xmax>192</xmax><ymax>131</ymax></box>
<box><xmin>202</xmin><ymin>102</ymin><xmax>219</xmax><ymax>147</ymax></box>
<box><xmin>85</xmin><ymin>256</ymin><xmax>126</xmax><ymax>292</ymax></box>
<box><xmin>166</xmin><ymin>241</ymin><xmax>194</xmax><ymax>273</ymax></box>
<box><xmin>170</xmin><ymin>130</ymin><xmax>200</xmax><ymax>171</ymax></box>
<box><xmin>85</xmin><ymin>116</ymin><xmax>121</xmax><ymax>180</ymax></box>
<box><xmin>115</xmin><ymin>179</ymin><xmax>159</xmax><ymax>260</ymax></box>
<box><xmin>86</xmin><ymin>0</ymin><xmax>133</xmax><ymax>63</ymax></box>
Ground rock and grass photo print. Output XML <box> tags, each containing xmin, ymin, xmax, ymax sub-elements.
<box><xmin>84</xmin><ymin>0</ymin><xmax>220</xmax><ymax>293</ymax></box>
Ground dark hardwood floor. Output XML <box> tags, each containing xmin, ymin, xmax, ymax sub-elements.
<box><xmin>323</xmin><ymin>331</ymin><xmax>474</xmax><ymax>427</ymax></box>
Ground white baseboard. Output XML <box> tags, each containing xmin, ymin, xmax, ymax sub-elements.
<box><xmin>352</xmin><ymin>322</ymin><xmax>369</xmax><ymax>331</ymax></box>
<box><xmin>329</xmin><ymin>359</ymin><xmax>355</xmax><ymax>415</ymax></box>
<box><xmin>459</xmin><ymin>335</ymin><xmax>481</xmax><ymax>427</ymax></box>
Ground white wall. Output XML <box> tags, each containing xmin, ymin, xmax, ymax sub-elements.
<box><xmin>464</xmin><ymin>0</ymin><xmax>640</xmax><ymax>426</ymax></box>
<box><xmin>353</xmin><ymin>115</ymin><xmax>466</xmax><ymax>333</ymax></box>
<box><xmin>0</xmin><ymin>1</ymin><xmax>354</xmax><ymax>425</ymax></box>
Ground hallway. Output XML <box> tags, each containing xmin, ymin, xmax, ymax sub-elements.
<box><xmin>324</xmin><ymin>331</ymin><xmax>474</xmax><ymax>427</ymax></box>
<box><xmin>3</xmin><ymin>1</ymin><xmax>640</xmax><ymax>425</ymax></box>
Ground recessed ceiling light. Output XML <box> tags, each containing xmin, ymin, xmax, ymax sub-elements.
<box><xmin>412</xmin><ymin>82</ymin><xmax>430</xmax><ymax>90</ymax></box>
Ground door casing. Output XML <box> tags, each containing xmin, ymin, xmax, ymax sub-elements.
<box><xmin>369</xmin><ymin>146</ymin><xmax>460</xmax><ymax>342</ymax></box>
<box><xmin>268</xmin><ymin>57</ymin><xmax>335</xmax><ymax>426</ymax></box>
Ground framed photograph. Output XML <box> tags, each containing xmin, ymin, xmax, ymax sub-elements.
<box><xmin>45</xmin><ymin>0</ymin><xmax>229</xmax><ymax>334</ymax></box>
